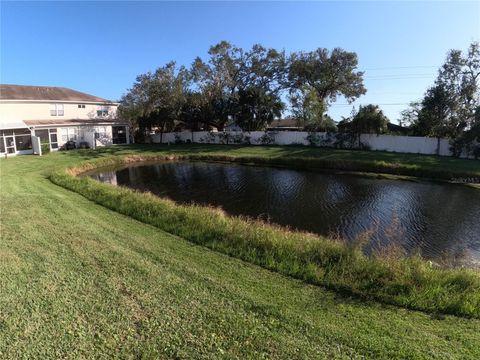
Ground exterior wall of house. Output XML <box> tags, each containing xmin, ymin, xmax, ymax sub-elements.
<box><xmin>0</xmin><ymin>100</ymin><xmax>129</xmax><ymax>155</ymax></box>
<box><xmin>0</xmin><ymin>101</ymin><xmax>117</xmax><ymax>124</ymax></box>
<box><xmin>30</xmin><ymin>124</ymin><xmax>127</xmax><ymax>151</ymax></box>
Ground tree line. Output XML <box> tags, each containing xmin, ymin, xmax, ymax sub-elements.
<box><xmin>118</xmin><ymin>41</ymin><xmax>365</xmax><ymax>138</ymax></box>
<box><xmin>119</xmin><ymin>41</ymin><xmax>479</xmax><ymax>157</ymax></box>
<box><xmin>401</xmin><ymin>42</ymin><xmax>480</xmax><ymax>156</ymax></box>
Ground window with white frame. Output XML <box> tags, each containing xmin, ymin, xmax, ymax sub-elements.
<box><xmin>96</xmin><ymin>105</ymin><xmax>110</xmax><ymax>117</ymax></box>
<box><xmin>78</xmin><ymin>104</ymin><xmax>85</xmax><ymax>108</ymax></box>
<box><xmin>50</xmin><ymin>104</ymin><xmax>64</xmax><ymax>116</ymax></box>
<box><xmin>61</xmin><ymin>127</ymin><xmax>78</xmax><ymax>142</ymax></box>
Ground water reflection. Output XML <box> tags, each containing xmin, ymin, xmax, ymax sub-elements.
<box><xmin>89</xmin><ymin>161</ymin><xmax>480</xmax><ymax>266</ymax></box>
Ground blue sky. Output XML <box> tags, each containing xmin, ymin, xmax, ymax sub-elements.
<box><xmin>1</xmin><ymin>1</ymin><xmax>479</xmax><ymax>123</ymax></box>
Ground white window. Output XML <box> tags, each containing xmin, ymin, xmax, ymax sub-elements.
<box><xmin>78</xmin><ymin>104</ymin><xmax>85</xmax><ymax>108</ymax></box>
<box><xmin>96</xmin><ymin>105</ymin><xmax>110</xmax><ymax>117</ymax></box>
<box><xmin>61</xmin><ymin>127</ymin><xmax>78</xmax><ymax>142</ymax></box>
<box><xmin>50</xmin><ymin>104</ymin><xmax>64</xmax><ymax>116</ymax></box>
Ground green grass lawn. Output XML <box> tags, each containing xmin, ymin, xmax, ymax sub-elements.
<box><xmin>81</xmin><ymin>143</ymin><xmax>480</xmax><ymax>176</ymax></box>
<box><xmin>1</xmin><ymin>145</ymin><xmax>480</xmax><ymax>359</ymax></box>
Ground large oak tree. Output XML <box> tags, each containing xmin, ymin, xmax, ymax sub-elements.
<box><xmin>287</xmin><ymin>47</ymin><xmax>366</xmax><ymax>120</ymax></box>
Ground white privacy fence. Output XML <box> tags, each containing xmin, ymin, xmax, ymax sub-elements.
<box><xmin>32</xmin><ymin>135</ymin><xmax>42</xmax><ymax>155</ymax></box>
<box><xmin>359</xmin><ymin>134</ymin><xmax>452</xmax><ymax>157</ymax></box>
<box><xmin>151</xmin><ymin>131</ymin><xmax>470</xmax><ymax>158</ymax></box>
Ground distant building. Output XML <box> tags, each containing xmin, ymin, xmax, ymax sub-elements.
<box><xmin>0</xmin><ymin>84</ymin><xmax>130</xmax><ymax>155</ymax></box>
<box><xmin>267</xmin><ymin>118</ymin><xmax>301</xmax><ymax>131</ymax></box>
<box><xmin>387</xmin><ymin>122</ymin><xmax>411</xmax><ymax>135</ymax></box>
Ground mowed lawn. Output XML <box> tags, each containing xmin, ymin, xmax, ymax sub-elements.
<box><xmin>1</xmin><ymin>145</ymin><xmax>479</xmax><ymax>359</ymax></box>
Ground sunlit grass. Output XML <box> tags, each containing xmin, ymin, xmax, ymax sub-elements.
<box><xmin>1</xmin><ymin>145</ymin><xmax>479</xmax><ymax>358</ymax></box>
<box><xmin>50</xmin><ymin>151</ymin><xmax>480</xmax><ymax>318</ymax></box>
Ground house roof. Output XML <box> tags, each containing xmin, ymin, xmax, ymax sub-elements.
<box><xmin>269</xmin><ymin>119</ymin><xmax>300</xmax><ymax>128</ymax></box>
<box><xmin>0</xmin><ymin>121</ymin><xmax>28</xmax><ymax>130</ymax></box>
<box><xmin>23</xmin><ymin>119</ymin><xmax>127</xmax><ymax>127</ymax></box>
<box><xmin>387</xmin><ymin>122</ymin><xmax>410</xmax><ymax>134</ymax></box>
<box><xmin>0</xmin><ymin>84</ymin><xmax>113</xmax><ymax>103</ymax></box>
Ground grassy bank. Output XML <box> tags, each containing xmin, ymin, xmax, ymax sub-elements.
<box><xmin>2</xmin><ymin>145</ymin><xmax>480</xmax><ymax>358</ymax></box>
<box><xmin>50</xmin><ymin>151</ymin><xmax>480</xmax><ymax>319</ymax></box>
<box><xmin>76</xmin><ymin>143</ymin><xmax>480</xmax><ymax>182</ymax></box>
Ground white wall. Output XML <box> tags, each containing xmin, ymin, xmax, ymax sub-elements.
<box><xmin>152</xmin><ymin>131</ymin><xmax>472</xmax><ymax>158</ymax></box>
<box><xmin>359</xmin><ymin>134</ymin><xmax>451</xmax><ymax>156</ymax></box>
<box><xmin>0</xmin><ymin>101</ymin><xmax>117</xmax><ymax>123</ymax></box>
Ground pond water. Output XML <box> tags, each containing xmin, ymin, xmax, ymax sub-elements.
<box><xmin>89</xmin><ymin>161</ymin><xmax>480</xmax><ymax>266</ymax></box>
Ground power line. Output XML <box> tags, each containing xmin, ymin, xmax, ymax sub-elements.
<box><xmin>366</xmin><ymin>91</ymin><xmax>422</xmax><ymax>95</ymax></box>
<box><xmin>330</xmin><ymin>103</ymin><xmax>409</xmax><ymax>106</ymax></box>
<box><xmin>363</xmin><ymin>65</ymin><xmax>437</xmax><ymax>70</ymax></box>
<box><xmin>360</xmin><ymin>72</ymin><xmax>436</xmax><ymax>81</ymax></box>
<box><xmin>365</xmin><ymin>77</ymin><xmax>434</xmax><ymax>81</ymax></box>
<box><xmin>365</xmin><ymin>73</ymin><xmax>435</xmax><ymax>78</ymax></box>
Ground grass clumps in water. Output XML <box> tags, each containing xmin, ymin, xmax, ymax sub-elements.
<box><xmin>50</xmin><ymin>154</ymin><xmax>480</xmax><ymax>319</ymax></box>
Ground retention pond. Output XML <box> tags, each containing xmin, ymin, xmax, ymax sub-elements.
<box><xmin>88</xmin><ymin>160</ymin><xmax>480</xmax><ymax>266</ymax></box>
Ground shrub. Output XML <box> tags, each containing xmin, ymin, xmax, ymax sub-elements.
<box><xmin>200</xmin><ymin>132</ymin><xmax>217</xmax><ymax>144</ymax></box>
<box><xmin>41</xmin><ymin>143</ymin><xmax>50</xmax><ymax>154</ymax></box>
<box><xmin>174</xmin><ymin>133</ymin><xmax>185</xmax><ymax>144</ymax></box>
<box><xmin>218</xmin><ymin>132</ymin><xmax>232</xmax><ymax>144</ymax></box>
<box><xmin>305</xmin><ymin>132</ymin><xmax>322</xmax><ymax>147</ymax></box>
<box><xmin>257</xmin><ymin>132</ymin><xmax>275</xmax><ymax>145</ymax></box>
<box><xmin>231</xmin><ymin>133</ymin><xmax>251</xmax><ymax>145</ymax></box>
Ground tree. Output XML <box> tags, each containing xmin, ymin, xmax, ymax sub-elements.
<box><xmin>117</xmin><ymin>94</ymin><xmax>144</xmax><ymax>142</ymax></box>
<box><xmin>351</xmin><ymin>104</ymin><xmax>388</xmax><ymax>134</ymax></box>
<box><xmin>148</xmin><ymin>62</ymin><xmax>190</xmax><ymax>139</ymax></box>
<box><xmin>120</xmin><ymin>42</ymin><xmax>367</xmax><ymax>138</ymax></box>
<box><xmin>235</xmin><ymin>87</ymin><xmax>284</xmax><ymax>131</ymax></box>
<box><xmin>437</xmin><ymin>42</ymin><xmax>480</xmax><ymax>134</ymax></box>
<box><xmin>240</xmin><ymin>44</ymin><xmax>287</xmax><ymax>96</ymax></box>
<box><xmin>340</xmin><ymin>105</ymin><xmax>389</xmax><ymax>147</ymax></box>
<box><xmin>180</xmin><ymin>91</ymin><xmax>214</xmax><ymax>132</ymax></box>
<box><xmin>400</xmin><ymin>101</ymin><xmax>421</xmax><ymax>130</ymax></box>
<box><xmin>408</xmin><ymin>84</ymin><xmax>456</xmax><ymax>137</ymax></box>
<box><xmin>289</xmin><ymin>86</ymin><xmax>337</xmax><ymax>131</ymax></box>
<box><xmin>190</xmin><ymin>42</ymin><xmax>240</xmax><ymax>130</ymax></box>
<box><xmin>117</xmin><ymin>72</ymin><xmax>154</xmax><ymax>142</ymax></box>
<box><xmin>287</xmin><ymin>47</ymin><xmax>366</xmax><ymax>119</ymax></box>
<box><xmin>190</xmin><ymin>41</ymin><xmax>287</xmax><ymax>130</ymax></box>
<box><xmin>450</xmin><ymin>106</ymin><xmax>480</xmax><ymax>157</ymax></box>
<box><xmin>402</xmin><ymin>42</ymin><xmax>480</xmax><ymax>141</ymax></box>
<box><xmin>118</xmin><ymin>62</ymin><xmax>190</xmax><ymax>141</ymax></box>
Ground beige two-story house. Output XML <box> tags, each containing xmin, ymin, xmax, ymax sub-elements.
<box><xmin>0</xmin><ymin>84</ymin><xmax>130</xmax><ymax>155</ymax></box>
